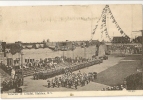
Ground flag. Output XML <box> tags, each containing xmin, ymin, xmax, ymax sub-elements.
<box><xmin>104</xmin><ymin>28</ymin><xmax>107</xmax><ymax>31</ymax></box>
<box><xmin>112</xmin><ymin>19</ymin><xmax>115</xmax><ymax>23</ymax></box>
<box><xmin>100</xmin><ymin>25</ymin><xmax>103</xmax><ymax>29</ymax></box>
<box><xmin>93</xmin><ymin>28</ymin><xmax>96</xmax><ymax>31</ymax></box>
<box><xmin>109</xmin><ymin>12</ymin><xmax>112</xmax><ymax>15</ymax></box>
<box><xmin>118</xmin><ymin>28</ymin><xmax>121</xmax><ymax>31</ymax></box>
<box><xmin>92</xmin><ymin>31</ymin><xmax>95</xmax><ymax>34</ymax></box>
<box><xmin>120</xmin><ymin>30</ymin><xmax>123</xmax><ymax>34</ymax></box>
<box><xmin>110</xmin><ymin>15</ymin><xmax>113</xmax><ymax>19</ymax></box>
<box><xmin>105</xmin><ymin>5</ymin><xmax>109</xmax><ymax>8</ymax></box>
<box><xmin>108</xmin><ymin>10</ymin><xmax>111</xmax><ymax>13</ymax></box>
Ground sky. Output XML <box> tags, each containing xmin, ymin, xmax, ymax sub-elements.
<box><xmin>0</xmin><ymin>4</ymin><xmax>142</xmax><ymax>43</ymax></box>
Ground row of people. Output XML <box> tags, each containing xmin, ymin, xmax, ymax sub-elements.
<box><xmin>47</xmin><ymin>71</ymin><xmax>97</xmax><ymax>89</ymax></box>
<box><xmin>109</xmin><ymin>45</ymin><xmax>141</xmax><ymax>54</ymax></box>
<box><xmin>24</xmin><ymin>56</ymin><xmax>91</xmax><ymax>69</ymax></box>
<box><xmin>101</xmin><ymin>85</ymin><xmax>126</xmax><ymax>91</ymax></box>
<box><xmin>33</xmin><ymin>58</ymin><xmax>100</xmax><ymax>80</ymax></box>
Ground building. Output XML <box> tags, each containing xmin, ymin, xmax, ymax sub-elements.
<box><xmin>112</xmin><ymin>36</ymin><xmax>130</xmax><ymax>43</ymax></box>
<box><xmin>0</xmin><ymin>41</ymin><xmax>6</xmax><ymax>64</ymax></box>
<box><xmin>132</xmin><ymin>36</ymin><xmax>142</xmax><ymax>43</ymax></box>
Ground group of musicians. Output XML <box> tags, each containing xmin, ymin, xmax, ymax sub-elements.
<box><xmin>33</xmin><ymin>56</ymin><xmax>100</xmax><ymax>80</ymax></box>
<box><xmin>47</xmin><ymin>70</ymin><xmax>97</xmax><ymax>89</ymax></box>
<box><xmin>1</xmin><ymin>73</ymin><xmax>23</xmax><ymax>92</ymax></box>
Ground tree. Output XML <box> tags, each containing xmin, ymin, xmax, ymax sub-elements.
<box><xmin>10</xmin><ymin>44</ymin><xmax>22</xmax><ymax>55</ymax></box>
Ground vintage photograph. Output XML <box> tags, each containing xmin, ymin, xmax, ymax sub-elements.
<box><xmin>0</xmin><ymin>4</ymin><xmax>143</xmax><ymax>98</ymax></box>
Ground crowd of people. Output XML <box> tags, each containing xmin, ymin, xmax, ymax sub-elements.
<box><xmin>0</xmin><ymin>62</ymin><xmax>12</xmax><ymax>76</ymax></box>
<box><xmin>24</xmin><ymin>56</ymin><xmax>93</xmax><ymax>69</ymax></box>
<box><xmin>1</xmin><ymin>70</ymin><xmax>23</xmax><ymax>92</ymax></box>
<box><xmin>33</xmin><ymin>57</ymin><xmax>101</xmax><ymax>80</ymax></box>
<box><xmin>47</xmin><ymin>70</ymin><xmax>97</xmax><ymax>89</ymax></box>
<box><xmin>101</xmin><ymin>85</ymin><xmax>126</xmax><ymax>91</ymax></box>
<box><xmin>1</xmin><ymin>55</ymin><xmax>100</xmax><ymax>92</ymax></box>
<box><xmin>109</xmin><ymin>45</ymin><xmax>142</xmax><ymax>55</ymax></box>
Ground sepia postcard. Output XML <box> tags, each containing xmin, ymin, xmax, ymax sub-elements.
<box><xmin>0</xmin><ymin>4</ymin><xmax>143</xmax><ymax>98</ymax></box>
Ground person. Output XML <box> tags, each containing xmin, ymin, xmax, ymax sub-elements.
<box><xmin>122</xmin><ymin>87</ymin><xmax>127</xmax><ymax>91</ymax></box>
<box><xmin>123</xmin><ymin>78</ymin><xmax>127</xmax><ymax>89</ymax></box>
<box><xmin>11</xmin><ymin>68</ymin><xmax>15</xmax><ymax>79</ymax></box>
<box><xmin>93</xmin><ymin>72</ymin><xmax>97</xmax><ymax>80</ymax></box>
<box><xmin>74</xmin><ymin>79</ymin><xmax>78</xmax><ymax>89</ymax></box>
<box><xmin>58</xmin><ymin>77</ymin><xmax>62</xmax><ymax>88</ymax></box>
<box><xmin>2</xmin><ymin>79</ymin><xmax>8</xmax><ymax>91</ymax></box>
<box><xmin>52</xmin><ymin>79</ymin><xmax>55</xmax><ymax>88</ymax></box>
<box><xmin>47</xmin><ymin>80</ymin><xmax>50</xmax><ymax>88</ymax></box>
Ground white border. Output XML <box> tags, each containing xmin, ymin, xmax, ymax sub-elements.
<box><xmin>0</xmin><ymin>1</ymin><xmax>143</xmax><ymax>100</ymax></box>
<box><xmin>0</xmin><ymin>1</ymin><xmax>142</xmax><ymax>6</ymax></box>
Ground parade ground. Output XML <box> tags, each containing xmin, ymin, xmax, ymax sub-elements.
<box><xmin>6</xmin><ymin>54</ymin><xmax>141</xmax><ymax>92</ymax></box>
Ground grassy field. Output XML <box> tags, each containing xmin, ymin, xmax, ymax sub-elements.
<box><xmin>96</xmin><ymin>55</ymin><xmax>141</xmax><ymax>86</ymax></box>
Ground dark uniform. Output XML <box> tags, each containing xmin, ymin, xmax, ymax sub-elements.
<box><xmin>74</xmin><ymin>79</ymin><xmax>78</xmax><ymax>89</ymax></box>
<box><xmin>93</xmin><ymin>72</ymin><xmax>97</xmax><ymax>80</ymax></box>
<box><xmin>47</xmin><ymin>80</ymin><xmax>50</xmax><ymax>88</ymax></box>
<box><xmin>52</xmin><ymin>79</ymin><xmax>55</xmax><ymax>88</ymax></box>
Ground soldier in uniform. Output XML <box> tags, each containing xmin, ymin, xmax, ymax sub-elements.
<box><xmin>52</xmin><ymin>79</ymin><xmax>55</xmax><ymax>88</ymax></box>
<box><xmin>84</xmin><ymin>74</ymin><xmax>88</xmax><ymax>84</ymax></box>
<box><xmin>8</xmin><ymin>78</ymin><xmax>13</xmax><ymax>89</ymax></box>
<box><xmin>88</xmin><ymin>73</ymin><xmax>91</xmax><ymax>82</ymax></box>
<box><xmin>93</xmin><ymin>72</ymin><xmax>97</xmax><ymax>80</ymax></box>
<box><xmin>74</xmin><ymin>78</ymin><xmax>78</xmax><ymax>89</ymax></box>
<box><xmin>47</xmin><ymin>80</ymin><xmax>50</xmax><ymax>88</ymax></box>
<box><xmin>68</xmin><ymin>79</ymin><xmax>72</xmax><ymax>88</ymax></box>
<box><xmin>58</xmin><ymin>77</ymin><xmax>62</xmax><ymax>88</ymax></box>
<box><xmin>123</xmin><ymin>78</ymin><xmax>127</xmax><ymax>89</ymax></box>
